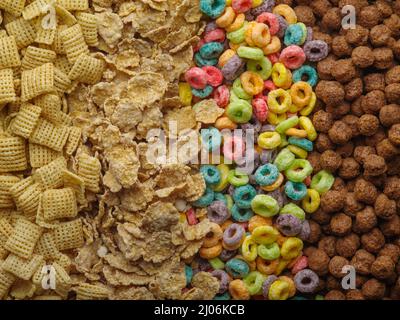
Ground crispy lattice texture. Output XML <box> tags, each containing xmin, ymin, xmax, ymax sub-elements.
<box><xmin>42</xmin><ymin>188</ymin><xmax>77</xmax><ymax>221</ymax></box>
<box><xmin>21</xmin><ymin>63</ymin><xmax>55</xmax><ymax>101</ymax></box>
<box><xmin>33</xmin><ymin>157</ymin><xmax>67</xmax><ymax>190</ymax></box>
<box><xmin>75</xmin><ymin>283</ymin><xmax>110</xmax><ymax>300</ymax></box>
<box><xmin>0</xmin><ymin>68</ymin><xmax>16</xmax><ymax>105</ymax></box>
<box><xmin>53</xmin><ymin>219</ymin><xmax>84</xmax><ymax>251</ymax></box>
<box><xmin>0</xmin><ymin>136</ymin><xmax>27</xmax><ymax>173</ymax></box>
<box><xmin>10</xmin><ymin>103</ymin><xmax>42</xmax><ymax>139</ymax></box>
<box><xmin>61</xmin><ymin>24</ymin><xmax>89</xmax><ymax>64</ymax></box>
<box><xmin>5</xmin><ymin>18</ymin><xmax>36</xmax><ymax>49</ymax></box>
<box><xmin>0</xmin><ymin>37</ymin><xmax>21</xmax><ymax>69</ymax></box>
<box><xmin>21</xmin><ymin>46</ymin><xmax>57</xmax><ymax>71</ymax></box>
<box><xmin>0</xmin><ymin>176</ymin><xmax>20</xmax><ymax>209</ymax></box>
<box><xmin>29</xmin><ymin>118</ymin><xmax>69</xmax><ymax>151</ymax></box>
<box><xmin>77</xmin><ymin>153</ymin><xmax>101</xmax><ymax>193</ymax></box>
<box><xmin>1</xmin><ymin>254</ymin><xmax>44</xmax><ymax>280</ymax></box>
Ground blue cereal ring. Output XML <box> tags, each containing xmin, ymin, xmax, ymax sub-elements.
<box><xmin>193</xmin><ymin>187</ymin><xmax>215</xmax><ymax>207</ymax></box>
<box><xmin>191</xmin><ymin>85</ymin><xmax>213</xmax><ymax>98</ymax></box>
<box><xmin>293</xmin><ymin>65</ymin><xmax>318</xmax><ymax>87</ymax></box>
<box><xmin>194</xmin><ymin>52</ymin><xmax>218</xmax><ymax>67</ymax></box>
<box><xmin>214</xmin><ymin>292</ymin><xmax>231</xmax><ymax>300</ymax></box>
<box><xmin>200</xmin><ymin>42</ymin><xmax>224</xmax><ymax>59</ymax></box>
<box><xmin>200</xmin><ymin>0</ymin><xmax>226</xmax><ymax>19</ymax></box>
<box><xmin>185</xmin><ymin>265</ymin><xmax>193</xmax><ymax>285</ymax></box>
<box><xmin>233</xmin><ymin>185</ymin><xmax>257</xmax><ymax>209</ymax></box>
<box><xmin>254</xmin><ymin>164</ymin><xmax>279</xmax><ymax>186</ymax></box>
<box><xmin>288</xmin><ymin>137</ymin><xmax>313</xmax><ymax>152</ymax></box>
<box><xmin>231</xmin><ymin>204</ymin><xmax>254</xmax><ymax>222</ymax></box>
<box><xmin>225</xmin><ymin>258</ymin><xmax>250</xmax><ymax>278</ymax></box>
<box><xmin>284</xmin><ymin>23</ymin><xmax>305</xmax><ymax>46</ymax></box>
<box><xmin>214</xmin><ymin>192</ymin><xmax>228</xmax><ymax>204</ymax></box>
<box><xmin>201</xmin><ymin>127</ymin><xmax>222</xmax><ymax>151</ymax></box>
<box><xmin>200</xmin><ymin>165</ymin><xmax>221</xmax><ymax>185</ymax></box>
<box><xmin>284</xmin><ymin>181</ymin><xmax>307</xmax><ymax>201</ymax></box>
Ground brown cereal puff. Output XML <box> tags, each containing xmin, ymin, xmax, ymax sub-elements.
<box><xmin>312</xmin><ymin>208</ymin><xmax>332</xmax><ymax>225</ymax></box>
<box><xmin>331</xmin><ymin>59</ymin><xmax>357</xmax><ymax>83</ymax></box>
<box><xmin>308</xmin><ymin>248</ymin><xmax>330</xmax><ymax>276</ymax></box>
<box><xmin>336</xmin><ymin>233</ymin><xmax>360</xmax><ymax>259</ymax></box>
<box><xmin>318</xmin><ymin>236</ymin><xmax>336</xmax><ymax>257</ymax></box>
<box><xmin>330</xmin><ymin>213</ymin><xmax>352</xmax><ymax>236</ymax></box>
<box><xmin>385</xmin><ymin>66</ymin><xmax>400</xmax><ymax>85</ymax></box>
<box><xmin>339</xmin><ymin>0</ymin><xmax>368</xmax><ymax>12</ymax></box>
<box><xmin>346</xmin><ymin>290</ymin><xmax>365</xmax><ymax>300</ymax></box>
<box><xmin>350</xmin><ymin>96</ymin><xmax>364</xmax><ymax>116</ymax></box>
<box><xmin>324</xmin><ymin>290</ymin><xmax>345</xmax><ymax>300</ymax></box>
<box><xmin>384</xmin><ymin>14</ymin><xmax>400</xmax><ymax>37</ymax></box>
<box><xmin>341</xmin><ymin>115</ymin><xmax>360</xmax><ymax>137</ymax></box>
<box><xmin>364</xmin><ymin>128</ymin><xmax>386</xmax><ymax>148</ymax></box>
<box><xmin>376</xmin><ymin>0</ymin><xmax>393</xmax><ymax>18</ymax></box>
<box><xmin>363</xmin><ymin>154</ymin><xmax>387</xmax><ymax>176</ymax></box>
<box><xmin>379</xmin><ymin>104</ymin><xmax>400</xmax><ymax>127</ymax></box>
<box><xmin>322</xmin><ymin>8</ymin><xmax>342</xmax><ymax>31</ymax></box>
<box><xmin>359</xmin><ymin>6</ymin><xmax>382</xmax><ymax>28</ymax></box>
<box><xmin>344</xmin><ymin>192</ymin><xmax>365</xmax><ymax>217</ymax></box>
<box><xmin>391</xmin><ymin>39</ymin><xmax>400</xmax><ymax>59</ymax></box>
<box><xmin>310</xmin><ymin>0</ymin><xmax>332</xmax><ymax>17</ymax></box>
<box><xmin>351</xmin><ymin>249</ymin><xmax>375</xmax><ymax>275</ymax></box>
<box><xmin>351</xmin><ymin>46</ymin><xmax>374</xmax><ymax>68</ymax></box>
<box><xmin>373</xmin><ymin>47</ymin><xmax>394</xmax><ymax>70</ymax></box>
<box><xmin>353</xmin><ymin>146</ymin><xmax>376</xmax><ymax>164</ymax></box>
<box><xmin>344</xmin><ymin>78</ymin><xmax>363</xmax><ymax>101</ymax></box>
<box><xmin>386</xmin><ymin>155</ymin><xmax>400</xmax><ymax>175</ymax></box>
<box><xmin>329</xmin><ymin>256</ymin><xmax>349</xmax><ymax>278</ymax></box>
<box><xmin>312</xmin><ymin>110</ymin><xmax>333</xmax><ymax>133</ymax></box>
<box><xmin>345</xmin><ymin>25</ymin><xmax>369</xmax><ymax>46</ymax></box>
<box><xmin>376</xmin><ymin>139</ymin><xmax>400</xmax><ymax>159</ymax></box>
<box><xmin>331</xmin><ymin>177</ymin><xmax>346</xmax><ymax>193</ymax></box>
<box><xmin>363</xmin><ymin>73</ymin><xmax>386</xmax><ymax>92</ymax></box>
<box><xmin>320</xmin><ymin>190</ymin><xmax>345</xmax><ymax>213</ymax></box>
<box><xmin>378</xmin><ymin>244</ymin><xmax>400</xmax><ymax>264</ymax></box>
<box><xmin>336</xmin><ymin>141</ymin><xmax>354</xmax><ymax>158</ymax></box>
<box><xmin>354</xmin><ymin>178</ymin><xmax>378</xmax><ymax>205</ymax></box>
<box><xmin>353</xmin><ymin>206</ymin><xmax>377</xmax><ymax>234</ymax></box>
<box><xmin>304</xmin><ymin>246</ymin><xmax>318</xmax><ymax>258</ymax></box>
<box><xmin>362</xmin><ymin>90</ymin><xmax>386</xmax><ymax>114</ymax></box>
<box><xmin>320</xmin><ymin>150</ymin><xmax>342</xmax><ymax>173</ymax></box>
<box><xmin>307</xmin><ymin>151</ymin><xmax>322</xmax><ymax>173</ymax></box>
<box><xmin>361</xmin><ymin>278</ymin><xmax>386</xmax><ymax>300</ymax></box>
<box><xmin>370</xmin><ymin>25</ymin><xmax>392</xmax><ymax>48</ymax></box>
<box><xmin>380</xmin><ymin>214</ymin><xmax>400</xmax><ymax>238</ymax></box>
<box><xmin>328</xmin><ymin>121</ymin><xmax>352</xmax><ymax>145</ymax></box>
<box><xmin>315</xmin><ymin>133</ymin><xmax>335</xmax><ymax>152</ymax></box>
<box><xmin>375</xmin><ymin>193</ymin><xmax>396</xmax><ymax>220</ymax></box>
<box><xmin>361</xmin><ymin>228</ymin><xmax>385</xmax><ymax>254</ymax></box>
<box><xmin>371</xmin><ymin>256</ymin><xmax>395</xmax><ymax>280</ymax></box>
<box><xmin>326</xmin><ymin>101</ymin><xmax>351</xmax><ymax>120</ymax></box>
<box><xmin>357</xmin><ymin>115</ymin><xmax>379</xmax><ymax>137</ymax></box>
<box><xmin>385</xmin><ymin>83</ymin><xmax>400</xmax><ymax>104</ymax></box>
<box><xmin>312</xmin><ymin>31</ymin><xmax>333</xmax><ymax>50</ymax></box>
<box><xmin>317</xmin><ymin>56</ymin><xmax>336</xmax><ymax>80</ymax></box>
<box><xmin>307</xmin><ymin>220</ymin><xmax>322</xmax><ymax>244</ymax></box>
<box><xmin>339</xmin><ymin>158</ymin><xmax>360</xmax><ymax>180</ymax></box>
<box><xmin>294</xmin><ymin>6</ymin><xmax>315</xmax><ymax>26</ymax></box>
<box><xmin>388</xmin><ymin>124</ymin><xmax>400</xmax><ymax>145</ymax></box>
<box><xmin>326</xmin><ymin>275</ymin><xmax>341</xmax><ymax>291</ymax></box>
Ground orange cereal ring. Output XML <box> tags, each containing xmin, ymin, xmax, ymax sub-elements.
<box><xmin>248</xmin><ymin>215</ymin><xmax>272</xmax><ymax>232</ymax></box>
<box><xmin>279</xmin><ymin>276</ymin><xmax>296</xmax><ymax>297</ymax></box>
<box><xmin>199</xmin><ymin>242</ymin><xmax>222</xmax><ymax>259</ymax></box>
<box><xmin>229</xmin><ymin>279</ymin><xmax>251</xmax><ymax>300</ymax></box>
<box><xmin>216</xmin><ymin>7</ymin><xmax>236</xmax><ymax>28</ymax></box>
<box><xmin>215</xmin><ymin>116</ymin><xmax>238</xmax><ymax>130</ymax></box>
<box><xmin>262</xmin><ymin>36</ymin><xmax>281</xmax><ymax>55</ymax></box>
<box><xmin>203</xmin><ymin>222</ymin><xmax>223</xmax><ymax>248</ymax></box>
<box><xmin>290</xmin><ymin>81</ymin><xmax>312</xmax><ymax>107</ymax></box>
<box><xmin>276</xmin><ymin>233</ymin><xmax>288</xmax><ymax>246</ymax></box>
<box><xmin>256</xmin><ymin>257</ymin><xmax>279</xmax><ymax>275</ymax></box>
<box><xmin>252</xmin><ymin>23</ymin><xmax>271</xmax><ymax>48</ymax></box>
<box><xmin>245</xmin><ymin>21</ymin><xmax>257</xmax><ymax>47</ymax></box>
<box><xmin>240</xmin><ymin>71</ymin><xmax>264</xmax><ymax>95</ymax></box>
<box><xmin>226</xmin><ymin>13</ymin><xmax>245</xmax><ymax>32</ymax></box>
<box><xmin>218</xmin><ymin>49</ymin><xmax>236</xmax><ymax>67</ymax></box>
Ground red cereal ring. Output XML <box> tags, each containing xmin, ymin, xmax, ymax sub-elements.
<box><xmin>291</xmin><ymin>255</ymin><xmax>308</xmax><ymax>275</ymax></box>
<box><xmin>185</xmin><ymin>67</ymin><xmax>208</xmax><ymax>89</ymax></box>
<box><xmin>193</xmin><ymin>39</ymin><xmax>205</xmax><ymax>53</ymax></box>
<box><xmin>252</xmin><ymin>97</ymin><xmax>268</xmax><ymax>122</ymax></box>
<box><xmin>232</xmin><ymin>0</ymin><xmax>252</xmax><ymax>13</ymax></box>
<box><xmin>263</xmin><ymin>80</ymin><xmax>277</xmax><ymax>95</ymax></box>
<box><xmin>267</xmin><ymin>52</ymin><xmax>280</xmax><ymax>64</ymax></box>
<box><xmin>213</xmin><ymin>85</ymin><xmax>230</xmax><ymax>107</ymax></box>
<box><xmin>279</xmin><ymin>45</ymin><xmax>306</xmax><ymax>70</ymax></box>
<box><xmin>202</xmin><ymin>66</ymin><xmax>224</xmax><ymax>87</ymax></box>
<box><xmin>204</xmin><ymin>28</ymin><xmax>226</xmax><ymax>43</ymax></box>
<box><xmin>186</xmin><ymin>208</ymin><xmax>198</xmax><ymax>225</ymax></box>
<box><xmin>256</xmin><ymin>12</ymin><xmax>280</xmax><ymax>36</ymax></box>
<box><xmin>304</xmin><ymin>176</ymin><xmax>311</xmax><ymax>186</ymax></box>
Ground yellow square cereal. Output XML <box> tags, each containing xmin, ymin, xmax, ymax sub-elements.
<box><xmin>21</xmin><ymin>46</ymin><xmax>56</xmax><ymax>71</ymax></box>
<box><xmin>29</xmin><ymin>118</ymin><xmax>70</xmax><ymax>151</ymax></box>
<box><xmin>29</xmin><ymin>143</ymin><xmax>61</xmax><ymax>168</ymax></box>
<box><xmin>0</xmin><ymin>0</ymin><xmax>26</xmax><ymax>17</ymax></box>
<box><xmin>10</xmin><ymin>103</ymin><xmax>42</xmax><ymax>139</ymax></box>
<box><xmin>5</xmin><ymin>18</ymin><xmax>37</xmax><ymax>49</ymax></box>
<box><xmin>69</xmin><ymin>54</ymin><xmax>104</xmax><ymax>84</ymax></box>
<box><xmin>0</xmin><ymin>68</ymin><xmax>16</xmax><ymax>105</ymax></box>
<box><xmin>0</xmin><ymin>136</ymin><xmax>27</xmax><ymax>173</ymax></box>
<box><xmin>0</xmin><ymin>36</ymin><xmax>21</xmax><ymax>69</ymax></box>
<box><xmin>21</xmin><ymin>63</ymin><xmax>55</xmax><ymax>101</ymax></box>
<box><xmin>42</xmin><ymin>188</ymin><xmax>77</xmax><ymax>221</ymax></box>
<box><xmin>60</xmin><ymin>24</ymin><xmax>89</xmax><ymax>64</ymax></box>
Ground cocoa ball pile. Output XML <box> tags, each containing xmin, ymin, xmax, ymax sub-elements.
<box><xmin>288</xmin><ymin>0</ymin><xmax>400</xmax><ymax>300</ymax></box>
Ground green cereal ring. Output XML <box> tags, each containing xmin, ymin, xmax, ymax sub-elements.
<box><xmin>285</xmin><ymin>159</ymin><xmax>312</xmax><ymax>182</ymax></box>
<box><xmin>257</xmin><ymin>242</ymin><xmax>281</xmax><ymax>260</ymax></box>
<box><xmin>310</xmin><ymin>170</ymin><xmax>335</xmax><ymax>194</ymax></box>
<box><xmin>225</xmin><ymin>194</ymin><xmax>234</xmax><ymax>210</ymax></box>
<box><xmin>247</xmin><ymin>57</ymin><xmax>272</xmax><ymax>80</ymax></box>
<box><xmin>228</xmin><ymin>169</ymin><xmax>249</xmax><ymax>187</ymax></box>
<box><xmin>209</xmin><ymin>257</ymin><xmax>225</xmax><ymax>270</ymax></box>
<box><xmin>227</xmin><ymin>22</ymin><xmax>248</xmax><ymax>44</ymax></box>
<box><xmin>275</xmin><ymin>116</ymin><xmax>299</xmax><ymax>134</ymax></box>
<box><xmin>243</xmin><ymin>271</ymin><xmax>266</xmax><ymax>295</ymax></box>
<box><xmin>280</xmin><ymin>203</ymin><xmax>306</xmax><ymax>221</ymax></box>
<box><xmin>251</xmin><ymin>194</ymin><xmax>280</xmax><ymax>217</ymax></box>
<box><xmin>273</xmin><ymin>148</ymin><xmax>295</xmax><ymax>171</ymax></box>
<box><xmin>233</xmin><ymin>78</ymin><xmax>253</xmax><ymax>100</ymax></box>
<box><xmin>226</xmin><ymin>99</ymin><xmax>253</xmax><ymax>123</ymax></box>
<box><xmin>237</xmin><ymin>46</ymin><xmax>264</xmax><ymax>60</ymax></box>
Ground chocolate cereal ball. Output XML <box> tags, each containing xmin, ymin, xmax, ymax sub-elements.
<box><xmin>341</xmin><ymin>115</ymin><xmax>359</xmax><ymax>137</ymax></box>
<box><xmin>328</xmin><ymin>121</ymin><xmax>353</xmax><ymax>145</ymax></box>
<box><xmin>308</xmin><ymin>151</ymin><xmax>322</xmax><ymax>173</ymax></box>
<box><xmin>359</xmin><ymin>6</ymin><xmax>382</xmax><ymax>29</ymax></box>
<box><xmin>320</xmin><ymin>150</ymin><xmax>342</xmax><ymax>172</ymax></box>
<box><xmin>371</xmin><ymin>256</ymin><xmax>396</xmax><ymax>280</ymax></box>
<box><xmin>378</xmin><ymin>244</ymin><xmax>400</xmax><ymax>264</ymax></box>
<box><xmin>326</xmin><ymin>102</ymin><xmax>351</xmax><ymax>120</ymax></box>
<box><xmin>330</xmin><ymin>213</ymin><xmax>352</xmax><ymax>236</ymax></box>
<box><xmin>311</xmin><ymin>0</ymin><xmax>332</xmax><ymax>17</ymax></box>
<box><xmin>376</xmin><ymin>139</ymin><xmax>400</xmax><ymax>159</ymax></box>
<box><xmin>364</xmin><ymin>128</ymin><xmax>387</xmax><ymax>147</ymax></box>
<box><xmin>363</xmin><ymin>154</ymin><xmax>387</xmax><ymax>176</ymax></box>
<box><xmin>315</xmin><ymin>133</ymin><xmax>335</xmax><ymax>152</ymax></box>
<box><xmin>351</xmin><ymin>96</ymin><xmax>365</xmax><ymax>116</ymax></box>
<box><xmin>353</xmin><ymin>146</ymin><xmax>376</xmax><ymax>165</ymax></box>
<box><xmin>332</xmin><ymin>36</ymin><xmax>353</xmax><ymax>57</ymax></box>
<box><xmin>335</xmin><ymin>233</ymin><xmax>360</xmax><ymax>258</ymax></box>
<box><xmin>345</xmin><ymin>78</ymin><xmax>363</xmax><ymax>101</ymax></box>
<box><xmin>322</xmin><ymin>8</ymin><xmax>342</xmax><ymax>31</ymax></box>
<box><xmin>316</xmin><ymin>81</ymin><xmax>345</xmax><ymax>105</ymax></box>
<box><xmin>379</xmin><ymin>104</ymin><xmax>400</xmax><ymax>127</ymax></box>
<box><xmin>325</xmin><ymin>290</ymin><xmax>346</xmax><ymax>300</ymax></box>
<box><xmin>364</xmin><ymin>73</ymin><xmax>386</xmax><ymax>92</ymax></box>
<box><xmin>380</xmin><ymin>215</ymin><xmax>400</xmax><ymax>237</ymax></box>
<box><xmin>357</xmin><ymin>115</ymin><xmax>380</xmax><ymax>136</ymax></box>
<box><xmin>385</xmin><ymin>66</ymin><xmax>400</xmax><ymax>85</ymax></box>
<box><xmin>351</xmin><ymin>249</ymin><xmax>375</xmax><ymax>275</ymax></box>
<box><xmin>375</xmin><ymin>193</ymin><xmax>397</xmax><ymax>220</ymax></box>
<box><xmin>312</xmin><ymin>110</ymin><xmax>334</xmax><ymax>133</ymax></box>
<box><xmin>361</xmin><ymin>90</ymin><xmax>386</xmax><ymax>114</ymax></box>
<box><xmin>361</xmin><ymin>228</ymin><xmax>385</xmax><ymax>254</ymax></box>
<box><xmin>345</xmin><ymin>25</ymin><xmax>369</xmax><ymax>46</ymax></box>
<box><xmin>388</xmin><ymin>124</ymin><xmax>400</xmax><ymax>145</ymax></box>
<box><xmin>336</xmin><ymin>141</ymin><xmax>355</xmax><ymax>158</ymax></box>
<box><xmin>331</xmin><ymin>59</ymin><xmax>357</xmax><ymax>83</ymax></box>
<box><xmin>376</xmin><ymin>0</ymin><xmax>393</xmax><ymax>18</ymax></box>
<box><xmin>344</xmin><ymin>192</ymin><xmax>365</xmax><ymax>217</ymax></box>
<box><xmin>312</xmin><ymin>208</ymin><xmax>332</xmax><ymax>225</ymax></box>
<box><xmin>294</xmin><ymin>6</ymin><xmax>316</xmax><ymax>26</ymax></box>
<box><xmin>318</xmin><ymin>236</ymin><xmax>337</xmax><ymax>257</ymax></box>
<box><xmin>361</xmin><ymin>278</ymin><xmax>386</xmax><ymax>300</ymax></box>
<box><xmin>346</xmin><ymin>290</ymin><xmax>365</xmax><ymax>300</ymax></box>
<box><xmin>351</xmin><ymin>46</ymin><xmax>375</xmax><ymax>68</ymax></box>
<box><xmin>370</xmin><ymin>24</ymin><xmax>392</xmax><ymax>48</ymax></box>
<box><xmin>354</xmin><ymin>178</ymin><xmax>378</xmax><ymax>205</ymax></box>
<box><xmin>339</xmin><ymin>158</ymin><xmax>360</xmax><ymax>180</ymax></box>
<box><xmin>329</xmin><ymin>256</ymin><xmax>350</xmax><ymax>278</ymax></box>
<box><xmin>326</xmin><ymin>275</ymin><xmax>342</xmax><ymax>291</ymax></box>
<box><xmin>385</xmin><ymin>83</ymin><xmax>400</xmax><ymax>104</ymax></box>
<box><xmin>384</xmin><ymin>14</ymin><xmax>400</xmax><ymax>37</ymax></box>
<box><xmin>317</xmin><ymin>55</ymin><xmax>336</xmax><ymax>80</ymax></box>
<box><xmin>373</xmin><ymin>47</ymin><xmax>394</xmax><ymax>69</ymax></box>
<box><xmin>308</xmin><ymin>248</ymin><xmax>330</xmax><ymax>276</ymax></box>
<box><xmin>320</xmin><ymin>190</ymin><xmax>345</xmax><ymax>213</ymax></box>
<box><xmin>353</xmin><ymin>206</ymin><xmax>377</xmax><ymax>234</ymax></box>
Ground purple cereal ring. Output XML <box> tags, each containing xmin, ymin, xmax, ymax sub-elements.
<box><xmin>220</xmin><ymin>249</ymin><xmax>238</xmax><ymax>262</ymax></box>
<box><xmin>194</xmin><ymin>257</ymin><xmax>212</xmax><ymax>272</ymax></box>
<box><xmin>223</xmin><ymin>223</ymin><xmax>245</xmax><ymax>247</ymax></box>
<box><xmin>305</xmin><ymin>27</ymin><xmax>313</xmax><ymax>43</ymax></box>
<box><xmin>212</xmin><ymin>269</ymin><xmax>231</xmax><ymax>294</ymax></box>
<box><xmin>221</xmin><ymin>55</ymin><xmax>245</xmax><ymax>81</ymax></box>
<box><xmin>227</xmin><ymin>185</ymin><xmax>235</xmax><ymax>196</ymax></box>
<box><xmin>275</xmin><ymin>214</ymin><xmax>303</xmax><ymax>236</ymax></box>
<box><xmin>267</xmin><ymin>189</ymin><xmax>286</xmax><ymax>207</ymax></box>
<box><xmin>298</xmin><ymin>219</ymin><xmax>310</xmax><ymax>241</ymax></box>
<box><xmin>205</xmin><ymin>21</ymin><xmax>218</xmax><ymax>34</ymax></box>
<box><xmin>207</xmin><ymin>200</ymin><xmax>230</xmax><ymax>224</ymax></box>
<box><xmin>262</xmin><ymin>275</ymin><xmax>279</xmax><ymax>298</ymax></box>
<box><xmin>260</xmin><ymin>149</ymin><xmax>277</xmax><ymax>164</ymax></box>
<box><xmin>275</xmin><ymin>14</ymin><xmax>288</xmax><ymax>38</ymax></box>
<box><xmin>245</xmin><ymin>11</ymin><xmax>255</xmax><ymax>21</ymax></box>
<box><xmin>251</xmin><ymin>0</ymin><xmax>275</xmax><ymax>17</ymax></box>
<box><xmin>303</xmin><ymin>40</ymin><xmax>329</xmax><ymax>62</ymax></box>
<box><xmin>260</xmin><ymin>124</ymin><xmax>276</xmax><ymax>133</ymax></box>
<box><xmin>294</xmin><ymin>269</ymin><xmax>319</xmax><ymax>293</ymax></box>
